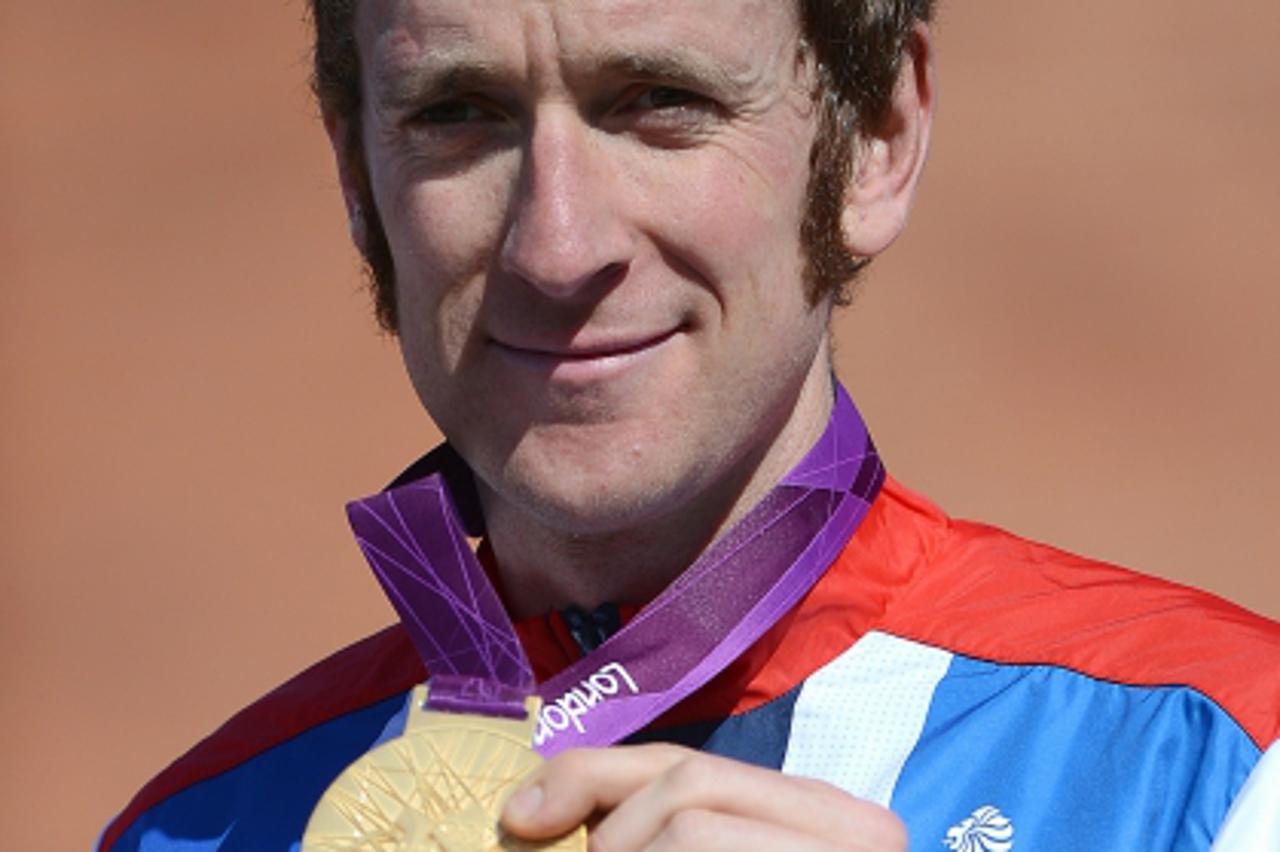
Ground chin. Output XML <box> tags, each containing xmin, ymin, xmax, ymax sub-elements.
<box><xmin>493</xmin><ymin>428</ymin><xmax>699</xmax><ymax>537</ymax></box>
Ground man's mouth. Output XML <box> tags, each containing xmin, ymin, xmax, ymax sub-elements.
<box><xmin>489</xmin><ymin>327</ymin><xmax>683</xmax><ymax>380</ymax></box>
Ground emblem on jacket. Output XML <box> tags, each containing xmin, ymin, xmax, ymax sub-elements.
<box><xmin>944</xmin><ymin>805</ymin><xmax>1014</xmax><ymax>852</ymax></box>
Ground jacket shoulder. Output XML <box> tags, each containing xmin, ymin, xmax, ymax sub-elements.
<box><xmin>99</xmin><ymin>625</ymin><xmax>423</xmax><ymax>850</ymax></box>
<box><xmin>873</xmin><ymin>481</ymin><xmax>1280</xmax><ymax>749</ymax></box>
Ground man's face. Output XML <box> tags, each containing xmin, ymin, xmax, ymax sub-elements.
<box><xmin>351</xmin><ymin>0</ymin><xmax>835</xmax><ymax>536</ymax></box>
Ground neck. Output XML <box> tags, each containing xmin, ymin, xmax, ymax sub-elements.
<box><xmin>480</xmin><ymin>362</ymin><xmax>836</xmax><ymax>620</ymax></box>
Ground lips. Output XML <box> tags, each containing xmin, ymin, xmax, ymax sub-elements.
<box><xmin>489</xmin><ymin>327</ymin><xmax>682</xmax><ymax>379</ymax></box>
<box><xmin>497</xmin><ymin>329</ymin><xmax>677</xmax><ymax>359</ymax></box>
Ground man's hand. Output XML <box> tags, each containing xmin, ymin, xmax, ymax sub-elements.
<box><xmin>500</xmin><ymin>744</ymin><xmax>906</xmax><ymax>851</ymax></box>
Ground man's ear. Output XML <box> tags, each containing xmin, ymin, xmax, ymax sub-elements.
<box><xmin>324</xmin><ymin>110</ymin><xmax>371</xmax><ymax>256</ymax></box>
<box><xmin>840</xmin><ymin>23</ymin><xmax>936</xmax><ymax>258</ymax></box>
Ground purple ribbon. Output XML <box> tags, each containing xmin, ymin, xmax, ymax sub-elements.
<box><xmin>347</xmin><ymin>382</ymin><xmax>884</xmax><ymax>753</ymax></box>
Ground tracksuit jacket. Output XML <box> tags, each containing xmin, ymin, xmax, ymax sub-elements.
<box><xmin>101</xmin><ymin>474</ymin><xmax>1280</xmax><ymax>850</ymax></box>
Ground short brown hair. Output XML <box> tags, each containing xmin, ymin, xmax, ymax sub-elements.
<box><xmin>309</xmin><ymin>0</ymin><xmax>936</xmax><ymax>332</ymax></box>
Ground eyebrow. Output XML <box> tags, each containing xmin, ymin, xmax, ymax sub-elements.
<box><xmin>372</xmin><ymin>55</ymin><xmax>511</xmax><ymax>112</ymax></box>
<box><xmin>585</xmin><ymin>50</ymin><xmax>748</xmax><ymax>95</ymax></box>
<box><xmin>371</xmin><ymin>44</ymin><xmax>755</xmax><ymax>113</ymax></box>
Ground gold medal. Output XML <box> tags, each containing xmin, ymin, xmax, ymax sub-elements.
<box><xmin>303</xmin><ymin>685</ymin><xmax>587</xmax><ymax>851</ymax></box>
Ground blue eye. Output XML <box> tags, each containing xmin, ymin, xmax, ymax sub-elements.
<box><xmin>634</xmin><ymin>86</ymin><xmax>703</xmax><ymax>110</ymax></box>
<box><xmin>415</xmin><ymin>100</ymin><xmax>488</xmax><ymax>125</ymax></box>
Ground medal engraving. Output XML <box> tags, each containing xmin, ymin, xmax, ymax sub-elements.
<box><xmin>304</xmin><ymin>688</ymin><xmax>586</xmax><ymax>851</ymax></box>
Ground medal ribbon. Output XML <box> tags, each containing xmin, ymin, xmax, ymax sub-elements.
<box><xmin>347</xmin><ymin>382</ymin><xmax>884</xmax><ymax>754</ymax></box>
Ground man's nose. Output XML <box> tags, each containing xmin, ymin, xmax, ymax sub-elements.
<box><xmin>498</xmin><ymin>110</ymin><xmax>634</xmax><ymax>299</ymax></box>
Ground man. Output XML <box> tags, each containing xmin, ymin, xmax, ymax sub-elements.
<box><xmin>101</xmin><ymin>0</ymin><xmax>1279</xmax><ymax>849</ymax></box>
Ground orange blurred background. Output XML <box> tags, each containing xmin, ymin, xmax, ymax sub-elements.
<box><xmin>3</xmin><ymin>2</ymin><xmax>1278</xmax><ymax>848</ymax></box>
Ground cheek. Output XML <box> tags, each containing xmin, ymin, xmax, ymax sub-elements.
<box><xmin>381</xmin><ymin>164</ymin><xmax>513</xmax><ymax>373</ymax></box>
<box><xmin>382</xmin><ymin>161</ymin><xmax>505</xmax><ymax>282</ymax></box>
<box><xmin>639</xmin><ymin>122</ymin><xmax>813</xmax><ymax>293</ymax></box>
<box><xmin>659</xmin><ymin>135</ymin><xmax>822</xmax><ymax>380</ymax></box>
<box><xmin>663</xmin><ymin>158</ymin><xmax>812</xmax><ymax>336</ymax></box>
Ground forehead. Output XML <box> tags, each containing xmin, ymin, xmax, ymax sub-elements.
<box><xmin>356</xmin><ymin>0</ymin><xmax>799</xmax><ymax>83</ymax></box>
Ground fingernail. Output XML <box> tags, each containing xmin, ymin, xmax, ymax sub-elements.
<box><xmin>504</xmin><ymin>783</ymin><xmax>544</xmax><ymax>822</ymax></box>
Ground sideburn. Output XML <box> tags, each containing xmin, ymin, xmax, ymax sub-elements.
<box><xmin>344</xmin><ymin>120</ymin><xmax>400</xmax><ymax>334</ymax></box>
<box><xmin>801</xmin><ymin>87</ymin><xmax>867</xmax><ymax>307</ymax></box>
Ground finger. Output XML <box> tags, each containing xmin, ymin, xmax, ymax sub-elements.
<box><xmin>501</xmin><ymin>745</ymin><xmax>690</xmax><ymax>839</ymax></box>
<box><xmin>500</xmin><ymin>745</ymin><xmax>905</xmax><ymax>851</ymax></box>
<box><xmin>594</xmin><ymin>751</ymin><xmax>904</xmax><ymax>851</ymax></box>
<box><xmin>641</xmin><ymin>808</ymin><xmax>837</xmax><ymax>852</ymax></box>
